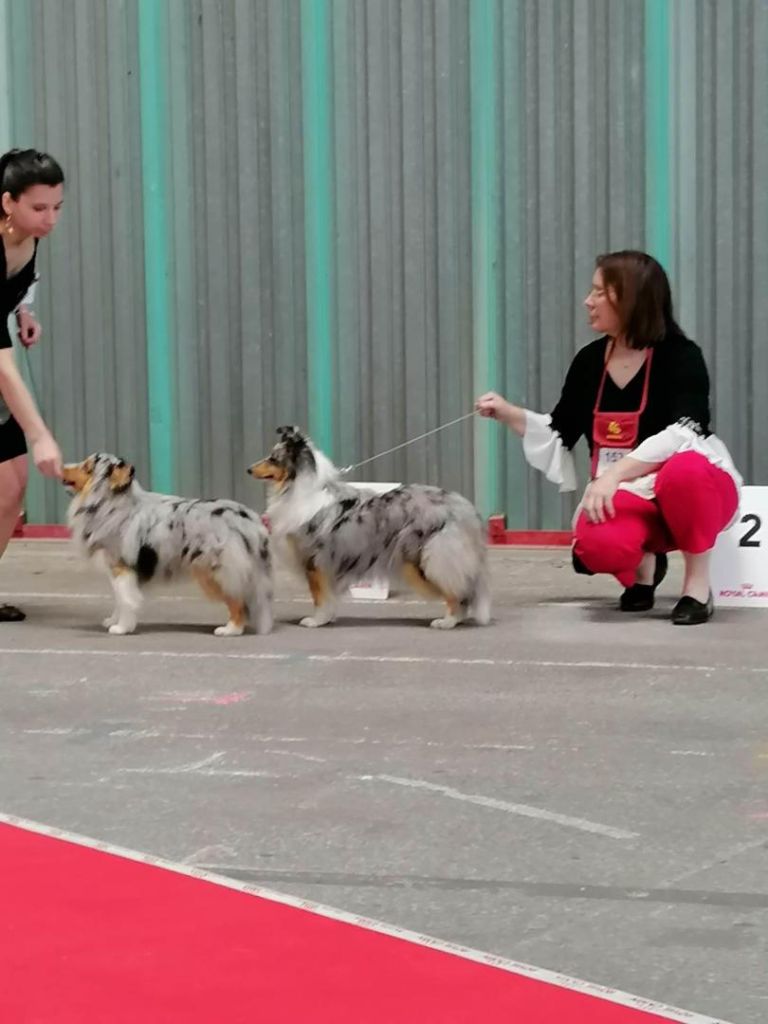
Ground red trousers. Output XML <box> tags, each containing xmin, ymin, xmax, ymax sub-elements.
<box><xmin>573</xmin><ymin>452</ymin><xmax>739</xmax><ymax>588</ymax></box>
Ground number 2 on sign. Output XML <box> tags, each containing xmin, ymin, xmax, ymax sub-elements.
<box><xmin>739</xmin><ymin>513</ymin><xmax>762</xmax><ymax>548</ymax></box>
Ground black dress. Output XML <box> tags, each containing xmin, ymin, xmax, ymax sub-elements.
<box><xmin>0</xmin><ymin>240</ymin><xmax>38</xmax><ymax>463</ymax></box>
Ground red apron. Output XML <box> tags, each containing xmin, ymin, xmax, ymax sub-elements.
<box><xmin>591</xmin><ymin>343</ymin><xmax>654</xmax><ymax>479</ymax></box>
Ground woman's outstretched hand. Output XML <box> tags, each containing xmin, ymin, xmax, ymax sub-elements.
<box><xmin>475</xmin><ymin>392</ymin><xmax>527</xmax><ymax>436</ymax></box>
<box><xmin>32</xmin><ymin>433</ymin><xmax>63</xmax><ymax>479</ymax></box>
<box><xmin>16</xmin><ymin>308</ymin><xmax>42</xmax><ymax>348</ymax></box>
<box><xmin>475</xmin><ymin>391</ymin><xmax>512</xmax><ymax>421</ymax></box>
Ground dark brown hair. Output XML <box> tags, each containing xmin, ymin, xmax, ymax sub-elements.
<box><xmin>595</xmin><ymin>250</ymin><xmax>686</xmax><ymax>350</ymax></box>
<box><xmin>0</xmin><ymin>149</ymin><xmax>65</xmax><ymax>213</ymax></box>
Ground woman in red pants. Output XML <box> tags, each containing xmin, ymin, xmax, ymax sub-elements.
<box><xmin>476</xmin><ymin>250</ymin><xmax>741</xmax><ymax>625</ymax></box>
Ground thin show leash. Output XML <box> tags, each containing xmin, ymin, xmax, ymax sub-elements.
<box><xmin>16</xmin><ymin>340</ymin><xmax>482</xmax><ymax>477</ymax></box>
<box><xmin>339</xmin><ymin>410</ymin><xmax>479</xmax><ymax>476</ymax></box>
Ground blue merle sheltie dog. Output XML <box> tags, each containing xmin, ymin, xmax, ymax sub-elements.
<box><xmin>62</xmin><ymin>453</ymin><xmax>273</xmax><ymax>636</ymax></box>
<box><xmin>248</xmin><ymin>426</ymin><xmax>491</xmax><ymax>629</ymax></box>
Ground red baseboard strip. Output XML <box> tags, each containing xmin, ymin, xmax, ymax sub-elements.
<box><xmin>487</xmin><ymin>515</ymin><xmax>570</xmax><ymax>547</ymax></box>
<box><xmin>17</xmin><ymin>524</ymin><xmax>72</xmax><ymax>539</ymax></box>
<box><xmin>16</xmin><ymin>521</ymin><xmax>570</xmax><ymax>547</ymax></box>
<box><xmin>495</xmin><ymin>530</ymin><xmax>571</xmax><ymax>546</ymax></box>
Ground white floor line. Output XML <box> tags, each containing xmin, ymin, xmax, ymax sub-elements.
<box><xmin>357</xmin><ymin>774</ymin><xmax>638</xmax><ymax>841</ymax></box>
<box><xmin>266</xmin><ymin>749</ymin><xmax>328</xmax><ymax>764</ymax></box>
<box><xmin>0</xmin><ymin>645</ymin><xmax>763</xmax><ymax>676</ymax></box>
<box><xmin>116</xmin><ymin>751</ymin><xmax>226</xmax><ymax>774</ymax></box>
<box><xmin>114</xmin><ymin>752</ymin><xmax>278</xmax><ymax>779</ymax></box>
<box><xmin>23</xmin><ymin>727</ymin><xmax>89</xmax><ymax>736</ymax></box>
<box><xmin>117</xmin><ymin>767</ymin><xmax>278</xmax><ymax>779</ymax></box>
<box><xmin>0</xmin><ymin>811</ymin><xmax>733</xmax><ymax>1024</ymax></box>
<box><xmin>670</xmin><ymin>750</ymin><xmax>716</xmax><ymax>758</ymax></box>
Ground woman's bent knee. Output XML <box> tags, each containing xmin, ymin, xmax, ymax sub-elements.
<box><xmin>656</xmin><ymin>451</ymin><xmax>711</xmax><ymax>494</ymax></box>
<box><xmin>573</xmin><ymin>518</ymin><xmax>643</xmax><ymax>577</ymax></box>
<box><xmin>0</xmin><ymin>459</ymin><xmax>27</xmax><ymax>515</ymax></box>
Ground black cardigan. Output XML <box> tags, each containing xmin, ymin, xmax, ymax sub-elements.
<box><xmin>550</xmin><ymin>334</ymin><xmax>711</xmax><ymax>456</ymax></box>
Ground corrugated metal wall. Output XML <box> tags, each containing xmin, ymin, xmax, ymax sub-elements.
<box><xmin>2</xmin><ymin>0</ymin><xmax>766</xmax><ymax>527</ymax></box>
<box><xmin>669</xmin><ymin>0</ymin><xmax>768</xmax><ymax>490</ymax></box>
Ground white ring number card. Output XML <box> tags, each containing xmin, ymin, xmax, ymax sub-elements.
<box><xmin>711</xmin><ymin>486</ymin><xmax>768</xmax><ymax>607</ymax></box>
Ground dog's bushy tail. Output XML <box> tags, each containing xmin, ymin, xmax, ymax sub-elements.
<box><xmin>212</xmin><ymin>512</ymin><xmax>274</xmax><ymax>634</ymax></box>
<box><xmin>469</xmin><ymin>561</ymin><xmax>492</xmax><ymax>625</ymax></box>
<box><xmin>420</xmin><ymin>507</ymin><xmax>491</xmax><ymax>624</ymax></box>
<box><xmin>240</xmin><ymin>517</ymin><xmax>273</xmax><ymax>635</ymax></box>
<box><xmin>247</xmin><ymin>567</ymin><xmax>274</xmax><ymax>635</ymax></box>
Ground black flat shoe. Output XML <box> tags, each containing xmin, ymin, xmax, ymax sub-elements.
<box><xmin>0</xmin><ymin>604</ymin><xmax>25</xmax><ymax>622</ymax></box>
<box><xmin>619</xmin><ymin>553</ymin><xmax>668</xmax><ymax>612</ymax></box>
<box><xmin>671</xmin><ymin>592</ymin><xmax>714</xmax><ymax>625</ymax></box>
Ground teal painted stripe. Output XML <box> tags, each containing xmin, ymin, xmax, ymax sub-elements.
<box><xmin>470</xmin><ymin>0</ymin><xmax>500</xmax><ymax>518</ymax></box>
<box><xmin>645</xmin><ymin>0</ymin><xmax>671</xmax><ymax>270</ymax></box>
<box><xmin>301</xmin><ymin>0</ymin><xmax>335</xmax><ymax>453</ymax></box>
<box><xmin>138</xmin><ymin>0</ymin><xmax>175</xmax><ymax>492</ymax></box>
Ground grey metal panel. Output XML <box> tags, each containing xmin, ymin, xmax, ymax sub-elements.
<box><xmin>165</xmin><ymin>0</ymin><xmax>308</xmax><ymax>508</ymax></box>
<box><xmin>330</xmin><ymin>0</ymin><xmax>475</xmax><ymax>495</ymax></box>
<box><xmin>517</xmin><ymin>0</ymin><xmax>647</xmax><ymax>528</ymax></box>
<box><xmin>167</xmin><ymin>0</ymin><xmax>202</xmax><ymax>497</ymax></box>
<box><xmin>678</xmin><ymin>0</ymin><xmax>765</xmax><ymax>487</ymax></box>
<box><xmin>433</xmin><ymin>0</ymin><xmax>473</xmax><ymax>500</ymax></box>
<box><xmin>7</xmin><ymin>0</ymin><xmax>767</xmax><ymax>527</ymax></box>
<box><xmin>331</xmin><ymin>0</ymin><xmax>366</xmax><ymax>469</ymax></box>
<box><xmin>670</xmin><ymin>0</ymin><xmax>699</xmax><ymax>337</ymax></box>
<box><xmin>500</xmin><ymin>0</ymin><xmax>527</xmax><ymax>525</ymax></box>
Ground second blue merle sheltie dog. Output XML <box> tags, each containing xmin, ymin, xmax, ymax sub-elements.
<box><xmin>62</xmin><ymin>453</ymin><xmax>273</xmax><ymax>636</ymax></box>
<box><xmin>249</xmin><ymin>426</ymin><xmax>491</xmax><ymax>629</ymax></box>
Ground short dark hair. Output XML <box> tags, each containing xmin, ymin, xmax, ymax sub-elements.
<box><xmin>595</xmin><ymin>250</ymin><xmax>686</xmax><ymax>350</ymax></box>
<box><xmin>0</xmin><ymin>148</ymin><xmax>65</xmax><ymax>206</ymax></box>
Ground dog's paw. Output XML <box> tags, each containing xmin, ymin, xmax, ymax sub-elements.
<box><xmin>102</xmin><ymin>614</ymin><xmax>118</xmax><ymax>628</ymax></box>
<box><xmin>430</xmin><ymin>615</ymin><xmax>458</xmax><ymax>630</ymax></box>
<box><xmin>214</xmin><ymin>624</ymin><xmax>245</xmax><ymax>637</ymax></box>
<box><xmin>300</xmin><ymin>615</ymin><xmax>325</xmax><ymax>628</ymax></box>
<box><xmin>108</xmin><ymin>623</ymin><xmax>135</xmax><ymax>636</ymax></box>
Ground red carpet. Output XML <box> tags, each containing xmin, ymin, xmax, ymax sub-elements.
<box><xmin>0</xmin><ymin>820</ymin><xmax>707</xmax><ymax>1023</ymax></box>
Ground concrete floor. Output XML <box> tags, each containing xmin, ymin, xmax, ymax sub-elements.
<box><xmin>1</xmin><ymin>540</ymin><xmax>766</xmax><ymax>1023</ymax></box>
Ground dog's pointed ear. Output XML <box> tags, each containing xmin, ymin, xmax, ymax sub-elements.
<box><xmin>108</xmin><ymin>459</ymin><xmax>135</xmax><ymax>493</ymax></box>
<box><xmin>277</xmin><ymin>425</ymin><xmax>300</xmax><ymax>439</ymax></box>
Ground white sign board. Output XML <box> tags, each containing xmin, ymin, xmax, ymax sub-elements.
<box><xmin>346</xmin><ymin>482</ymin><xmax>400</xmax><ymax>600</ymax></box>
<box><xmin>711</xmin><ymin>486</ymin><xmax>768</xmax><ymax>607</ymax></box>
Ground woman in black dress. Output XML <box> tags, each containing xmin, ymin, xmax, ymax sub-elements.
<box><xmin>0</xmin><ymin>149</ymin><xmax>65</xmax><ymax>622</ymax></box>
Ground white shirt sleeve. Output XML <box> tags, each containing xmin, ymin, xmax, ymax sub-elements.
<box><xmin>522</xmin><ymin>411</ymin><xmax>578</xmax><ymax>492</ymax></box>
<box><xmin>631</xmin><ymin>420</ymin><xmax>742</xmax><ymax>488</ymax></box>
<box><xmin>14</xmin><ymin>275</ymin><xmax>39</xmax><ymax>311</ymax></box>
